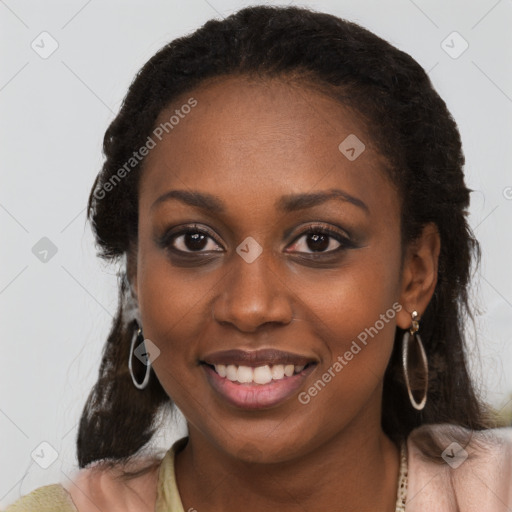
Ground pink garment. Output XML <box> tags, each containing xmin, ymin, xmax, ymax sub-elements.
<box><xmin>406</xmin><ymin>424</ymin><xmax>512</xmax><ymax>511</ymax></box>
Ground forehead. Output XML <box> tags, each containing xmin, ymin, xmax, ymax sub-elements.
<box><xmin>138</xmin><ymin>75</ymin><xmax>397</xmax><ymax>219</ymax></box>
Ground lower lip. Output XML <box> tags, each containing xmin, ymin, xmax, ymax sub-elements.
<box><xmin>202</xmin><ymin>364</ymin><xmax>316</xmax><ymax>410</ymax></box>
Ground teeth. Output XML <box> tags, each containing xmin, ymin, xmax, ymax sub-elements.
<box><xmin>253</xmin><ymin>365</ymin><xmax>272</xmax><ymax>384</ymax></box>
<box><xmin>226</xmin><ymin>365</ymin><xmax>238</xmax><ymax>381</ymax></box>
<box><xmin>212</xmin><ymin>363</ymin><xmax>308</xmax><ymax>384</ymax></box>
<box><xmin>284</xmin><ymin>364</ymin><xmax>294</xmax><ymax>377</ymax></box>
<box><xmin>271</xmin><ymin>365</ymin><xmax>285</xmax><ymax>380</ymax></box>
<box><xmin>237</xmin><ymin>365</ymin><xmax>253</xmax><ymax>383</ymax></box>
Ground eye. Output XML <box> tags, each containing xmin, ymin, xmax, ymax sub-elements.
<box><xmin>161</xmin><ymin>224</ymin><xmax>223</xmax><ymax>253</ymax></box>
<box><xmin>287</xmin><ymin>224</ymin><xmax>352</xmax><ymax>255</ymax></box>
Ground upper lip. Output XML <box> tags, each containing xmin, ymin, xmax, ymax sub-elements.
<box><xmin>201</xmin><ymin>349</ymin><xmax>317</xmax><ymax>367</ymax></box>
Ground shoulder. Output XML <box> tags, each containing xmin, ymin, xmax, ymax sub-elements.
<box><xmin>2</xmin><ymin>456</ymin><xmax>163</xmax><ymax>512</ymax></box>
<box><xmin>406</xmin><ymin>423</ymin><xmax>512</xmax><ymax>512</ymax></box>
<box><xmin>2</xmin><ymin>484</ymin><xmax>77</xmax><ymax>512</ymax></box>
<box><xmin>64</xmin><ymin>455</ymin><xmax>163</xmax><ymax>512</ymax></box>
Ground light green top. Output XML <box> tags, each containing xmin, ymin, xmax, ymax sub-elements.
<box><xmin>2</xmin><ymin>484</ymin><xmax>79</xmax><ymax>512</ymax></box>
<box><xmin>156</xmin><ymin>437</ymin><xmax>187</xmax><ymax>512</ymax></box>
<box><xmin>2</xmin><ymin>437</ymin><xmax>188</xmax><ymax>512</ymax></box>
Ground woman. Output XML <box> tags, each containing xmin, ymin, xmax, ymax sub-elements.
<box><xmin>5</xmin><ymin>4</ymin><xmax>512</xmax><ymax>511</ymax></box>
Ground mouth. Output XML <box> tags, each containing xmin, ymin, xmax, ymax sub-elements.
<box><xmin>200</xmin><ymin>349</ymin><xmax>318</xmax><ymax>409</ymax></box>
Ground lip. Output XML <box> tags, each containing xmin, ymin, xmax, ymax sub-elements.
<box><xmin>202</xmin><ymin>361</ymin><xmax>318</xmax><ymax>410</ymax></box>
<box><xmin>201</xmin><ymin>348</ymin><xmax>317</xmax><ymax>367</ymax></box>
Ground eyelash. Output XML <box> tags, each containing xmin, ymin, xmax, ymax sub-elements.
<box><xmin>158</xmin><ymin>223</ymin><xmax>354</xmax><ymax>258</ymax></box>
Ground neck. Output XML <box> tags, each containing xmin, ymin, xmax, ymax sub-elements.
<box><xmin>174</xmin><ymin>408</ymin><xmax>400</xmax><ymax>511</ymax></box>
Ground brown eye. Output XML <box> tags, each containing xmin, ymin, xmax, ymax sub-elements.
<box><xmin>161</xmin><ymin>225</ymin><xmax>224</xmax><ymax>254</ymax></box>
<box><xmin>291</xmin><ymin>232</ymin><xmax>340</xmax><ymax>253</ymax></box>
<box><xmin>177</xmin><ymin>231</ymin><xmax>211</xmax><ymax>252</ymax></box>
<box><xmin>287</xmin><ymin>224</ymin><xmax>354</xmax><ymax>255</ymax></box>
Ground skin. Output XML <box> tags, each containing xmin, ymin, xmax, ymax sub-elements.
<box><xmin>129</xmin><ymin>75</ymin><xmax>440</xmax><ymax>511</ymax></box>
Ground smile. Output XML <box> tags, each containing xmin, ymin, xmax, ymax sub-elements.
<box><xmin>200</xmin><ymin>349</ymin><xmax>318</xmax><ymax>409</ymax></box>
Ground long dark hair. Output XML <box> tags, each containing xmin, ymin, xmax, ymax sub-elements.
<box><xmin>78</xmin><ymin>4</ymin><xmax>493</xmax><ymax>471</ymax></box>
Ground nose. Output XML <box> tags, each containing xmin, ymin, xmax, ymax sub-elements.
<box><xmin>211</xmin><ymin>249</ymin><xmax>294</xmax><ymax>333</ymax></box>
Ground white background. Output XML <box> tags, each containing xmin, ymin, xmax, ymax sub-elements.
<box><xmin>1</xmin><ymin>0</ymin><xmax>511</xmax><ymax>506</ymax></box>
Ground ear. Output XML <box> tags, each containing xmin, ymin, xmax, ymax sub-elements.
<box><xmin>125</xmin><ymin>241</ymin><xmax>138</xmax><ymax>299</ymax></box>
<box><xmin>396</xmin><ymin>222</ymin><xmax>441</xmax><ymax>329</ymax></box>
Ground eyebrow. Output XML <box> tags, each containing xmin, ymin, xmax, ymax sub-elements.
<box><xmin>151</xmin><ymin>188</ymin><xmax>369</xmax><ymax>214</ymax></box>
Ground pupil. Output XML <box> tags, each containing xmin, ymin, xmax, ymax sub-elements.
<box><xmin>307</xmin><ymin>233</ymin><xmax>328</xmax><ymax>252</ymax></box>
<box><xmin>186</xmin><ymin>232</ymin><xmax>207</xmax><ymax>251</ymax></box>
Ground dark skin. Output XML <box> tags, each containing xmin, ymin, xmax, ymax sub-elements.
<box><xmin>130</xmin><ymin>75</ymin><xmax>440</xmax><ymax>511</ymax></box>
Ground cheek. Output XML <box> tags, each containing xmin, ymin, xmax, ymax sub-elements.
<box><xmin>306</xmin><ymin>242</ymin><xmax>402</xmax><ymax>346</ymax></box>
<box><xmin>305</xmin><ymin>241</ymin><xmax>401</xmax><ymax>369</ymax></box>
<box><xmin>135</xmin><ymin>243</ymin><xmax>220</xmax><ymax>400</ymax></box>
<box><xmin>293</xmin><ymin>254</ymin><xmax>401</xmax><ymax>437</ymax></box>
<box><xmin>136</xmin><ymin>217</ymin><xmax>213</xmax><ymax>343</ymax></box>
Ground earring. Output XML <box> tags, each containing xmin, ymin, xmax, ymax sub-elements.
<box><xmin>402</xmin><ymin>310</ymin><xmax>428</xmax><ymax>410</ymax></box>
<box><xmin>128</xmin><ymin>323</ymin><xmax>151</xmax><ymax>390</ymax></box>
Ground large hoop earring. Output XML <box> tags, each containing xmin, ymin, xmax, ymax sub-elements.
<box><xmin>402</xmin><ymin>310</ymin><xmax>428</xmax><ymax>410</ymax></box>
<box><xmin>128</xmin><ymin>324</ymin><xmax>151</xmax><ymax>390</ymax></box>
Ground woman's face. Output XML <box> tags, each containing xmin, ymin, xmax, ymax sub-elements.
<box><xmin>133</xmin><ymin>76</ymin><xmax>411</xmax><ymax>462</ymax></box>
